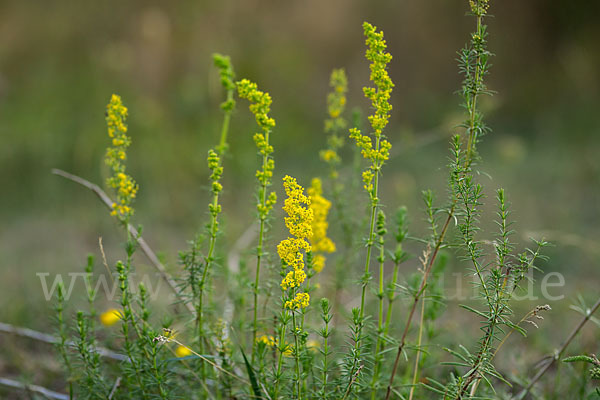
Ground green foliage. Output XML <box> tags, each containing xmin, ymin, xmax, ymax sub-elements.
<box><xmin>38</xmin><ymin>2</ymin><xmax>599</xmax><ymax>400</ymax></box>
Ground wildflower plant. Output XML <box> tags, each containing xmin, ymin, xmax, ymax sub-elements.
<box><xmin>275</xmin><ymin>175</ymin><xmax>313</xmax><ymax>399</ymax></box>
<box><xmin>105</xmin><ymin>94</ymin><xmax>138</xmax><ymax>222</ymax></box>
<box><xmin>320</xmin><ymin>68</ymin><xmax>348</xmax><ymax>175</ymax></box>
<box><xmin>42</xmin><ymin>4</ymin><xmax>594</xmax><ymax>400</ymax></box>
<box><xmin>236</xmin><ymin>78</ymin><xmax>278</xmax><ymax>359</ymax></box>
<box><xmin>350</xmin><ymin>21</ymin><xmax>394</xmax><ymax>322</ymax></box>
<box><xmin>307</xmin><ymin>177</ymin><xmax>335</xmax><ymax>275</ymax></box>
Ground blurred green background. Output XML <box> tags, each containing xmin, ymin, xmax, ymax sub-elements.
<box><xmin>1</xmin><ymin>0</ymin><xmax>600</xmax><ymax>389</ymax></box>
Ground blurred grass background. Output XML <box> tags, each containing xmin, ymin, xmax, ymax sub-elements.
<box><xmin>1</xmin><ymin>0</ymin><xmax>600</xmax><ymax>389</ymax></box>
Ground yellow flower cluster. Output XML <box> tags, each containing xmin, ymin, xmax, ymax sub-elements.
<box><xmin>363</xmin><ymin>22</ymin><xmax>394</xmax><ymax>137</ymax></box>
<box><xmin>256</xmin><ymin>335</ymin><xmax>292</xmax><ymax>356</ymax></box>
<box><xmin>282</xmin><ymin>176</ymin><xmax>313</xmax><ymax>240</ymax></box>
<box><xmin>213</xmin><ymin>53</ymin><xmax>236</xmax><ymax>112</ymax></box>
<box><xmin>284</xmin><ymin>292</ymin><xmax>310</xmax><ymax>310</ymax></box>
<box><xmin>207</xmin><ymin>149</ymin><xmax>223</xmax><ymax>196</ymax></box>
<box><xmin>307</xmin><ymin>178</ymin><xmax>336</xmax><ymax>273</ymax></box>
<box><xmin>257</xmin><ymin>334</ymin><xmax>277</xmax><ymax>347</ymax></box>
<box><xmin>469</xmin><ymin>0</ymin><xmax>490</xmax><ymax>16</ymax></box>
<box><xmin>105</xmin><ymin>94</ymin><xmax>138</xmax><ymax>220</ymax></box>
<box><xmin>99</xmin><ymin>308</ymin><xmax>123</xmax><ymax>326</ymax></box>
<box><xmin>326</xmin><ymin>68</ymin><xmax>347</xmax><ymax>121</ymax></box>
<box><xmin>236</xmin><ymin>79</ymin><xmax>277</xmax><ymax>217</ymax></box>
<box><xmin>320</xmin><ymin>69</ymin><xmax>348</xmax><ymax>171</ymax></box>
<box><xmin>278</xmin><ymin>176</ymin><xmax>313</xmax><ymax>295</ymax></box>
<box><xmin>236</xmin><ymin>79</ymin><xmax>275</xmax><ymax>132</ymax></box>
<box><xmin>350</xmin><ymin>23</ymin><xmax>394</xmax><ymax>194</ymax></box>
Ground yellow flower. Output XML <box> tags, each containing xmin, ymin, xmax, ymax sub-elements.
<box><xmin>99</xmin><ymin>308</ymin><xmax>123</xmax><ymax>326</ymax></box>
<box><xmin>256</xmin><ymin>335</ymin><xmax>292</xmax><ymax>356</ymax></box>
<box><xmin>257</xmin><ymin>335</ymin><xmax>277</xmax><ymax>347</ymax></box>
<box><xmin>283</xmin><ymin>176</ymin><xmax>313</xmax><ymax>240</ymax></box>
<box><xmin>175</xmin><ymin>345</ymin><xmax>192</xmax><ymax>358</ymax></box>
<box><xmin>308</xmin><ymin>178</ymin><xmax>335</xmax><ymax>253</ymax></box>
<box><xmin>284</xmin><ymin>292</ymin><xmax>310</xmax><ymax>310</ymax></box>
<box><xmin>313</xmin><ymin>254</ymin><xmax>326</xmax><ymax>274</ymax></box>
<box><xmin>350</xmin><ymin>23</ymin><xmax>394</xmax><ymax>195</ymax></box>
<box><xmin>306</xmin><ymin>339</ymin><xmax>320</xmax><ymax>352</ymax></box>
<box><xmin>320</xmin><ymin>149</ymin><xmax>338</xmax><ymax>163</ymax></box>
<box><xmin>325</xmin><ymin>68</ymin><xmax>348</xmax><ymax>134</ymax></box>
<box><xmin>278</xmin><ymin>176</ymin><xmax>313</xmax><ymax>298</ymax></box>
<box><xmin>104</xmin><ymin>94</ymin><xmax>138</xmax><ymax>221</ymax></box>
<box><xmin>307</xmin><ymin>178</ymin><xmax>336</xmax><ymax>273</ymax></box>
<box><xmin>236</xmin><ymin>79</ymin><xmax>275</xmax><ymax>132</ymax></box>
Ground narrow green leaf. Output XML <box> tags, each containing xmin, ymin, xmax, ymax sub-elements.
<box><xmin>240</xmin><ymin>346</ymin><xmax>263</xmax><ymax>399</ymax></box>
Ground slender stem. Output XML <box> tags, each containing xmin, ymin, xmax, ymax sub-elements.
<box><xmin>320</xmin><ymin>315</ymin><xmax>330</xmax><ymax>399</ymax></box>
<box><xmin>370</xmin><ymin>233</ymin><xmax>386</xmax><ymax>399</ymax></box>
<box><xmin>359</xmin><ymin>159</ymin><xmax>380</xmax><ymax>319</ymax></box>
<box><xmin>385</xmin><ymin>210</ymin><xmax>453</xmax><ymax>400</ymax></box>
<box><xmin>218</xmin><ymin>90</ymin><xmax>234</xmax><ymax>155</ymax></box>
<box><xmin>274</xmin><ymin>308</ymin><xmax>288</xmax><ymax>399</ymax></box>
<box><xmin>465</xmin><ymin>14</ymin><xmax>483</xmax><ymax>168</ymax></box>
<box><xmin>385</xmin><ymin>6</ymin><xmax>488</xmax><ymax>397</ymax></box>
<box><xmin>470</xmin><ymin>307</ymin><xmax>538</xmax><ymax>396</ymax></box>
<box><xmin>51</xmin><ymin>168</ymin><xmax>195</xmax><ymax>314</ymax></box>
<box><xmin>0</xmin><ymin>377</ymin><xmax>71</xmax><ymax>400</ymax></box>
<box><xmin>383</xmin><ymin>260</ymin><xmax>400</xmax><ymax>336</ymax></box>
<box><xmin>408</xmin><ymin>288</ymin><xmax>426</xmax><ymax>400</ymax></box>
<box><xmin>292</xmin><ymin>311</ymin><xmax>302</xmax><ymax>400</ymax></box>
<box><xmin>252</xmin><ymin>131</ymin><xmax>271</xmax><ymax>361</ymax></box>
<box><xmin>197</xmin><ymin>188</ymin><xmax>221</xmax><ymax>378</ymax></box>
<box><xmin>516</xmin><ymin>296</ymin><xmax>600</xmax><ymax>399</ymax></box>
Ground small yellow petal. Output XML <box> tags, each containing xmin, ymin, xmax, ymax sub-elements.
<box><xmin>99</xmin><ymin>309</ymin><xmax>123</xmax><ymax>326</ymax></box>
<box><xmin>175</xmin><ymin>345</ymin><xmax>192</xmax><ymax>358</ymax></box>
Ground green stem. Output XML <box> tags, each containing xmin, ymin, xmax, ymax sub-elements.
<box><xmin>197</xmin><ymin>188</ymin><xmax>221</xmax><ymax>376</ymax></box>
<box><xmin>408</xmin><ymin>288</ymin><xmax>426</xmax><ymax>400</ymax></box>
<box><xmin>465</xmin><ymin>14</ymin><xmax>483</xmax><ymax>167</ymax></box>
<box><xmin>383</xmin><ymin>260</ymin><xmax>400</xmax><ymax>336</ymax></box>
<box><xmin>292</xmin><ymin>310</ymin><xmax>302</xmax><ymax>400</ymax></box>
<box><xmin>359</xmin><ymin>131</ymin><xmax>382</xmax><ymax>319</ymax></box>
<box><xmin>321</xmin><ymin>318</ymin><xmax>330</xmax><ymax>399</ymax></box>
<box><xmin>274</xmin><ymin>308</ymin><xmax>288</xmax><ymax>399</ymax></box>
<box><xmin>252</xmin><ymin>131</ymin><xmax>271</xmax><ymax>362</ymax></box>
<box><xmin>384</xmin><ymin>210</ymin><xmax>453</xmax><ymax>400</ymax></box>
<box><xmin>217</xmin><ymin>90</ymin><xmax>233</xmax><ymax>155</ymax></box>
<box><xmin>385</xmin><ymin>9</ymin><xmax>488</xmax><ymax>399</ymax></box>
<box><xmin>370</xmin><ymin>233</ymin><xmax>386</xmax><ymax>399</ymax></box>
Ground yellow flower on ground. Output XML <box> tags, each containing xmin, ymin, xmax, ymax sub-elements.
<box><xmin>99</xmin><ymin>309</ymin><xmax>123</xmax><ymax>326</ymax></box>
<box><xmin>175</xmin><ymin>345</ymin><xmax>192</xmax><ymax>358</ymax></box>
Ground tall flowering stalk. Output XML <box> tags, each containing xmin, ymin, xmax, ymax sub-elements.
<box><xmin>350</xmin><ymin>22</ymin><xmax>393</xmax><ymax>320</ymax></box>
<box><xmin>213</xmin><ymin>53</ymin><xmax>236</xmax><ymax>155</ymax></box>
<box><xmin>385</xmin><ymin>1</ymin><xmax>494</xmax><ymax>398</ymax></box>
<box><xmin>184</xmin><ymin>55</ymin><xmax>233</xmax><ymax>381</ymax></box>
<box><xmin>320</xmin><ymin>68</ymin><xmax>348</xmax><ymax>180</ymax></box>
<box><xmin>237</xmin><ymin>79</ymin><xmax>278</xmax><ymax>360</ymax></box>
<box><xmin>307</xmin><ymin>178</ymin><xmax>336</xmax><ymax>275</ymax></box>
<box><xmin>105</xmin><ymin>94</ymin><xmax>138</xmax><ymax>224</ymax></box>
<box><xmin>320</xmin><ymin>69</ymin><xmax>359</xmax><ymax>326</ymax></box>
<box><xmin>196</xmin><ymin>148</ymin><xmax>224</xmax><ymax>375</ymax></box>
<box><xmin>274</xmin><ymin>175</ymin><xmax>313</xmax><ymax>400</ymax></box>
<box><xmin>370</xmin><ymin>210</ymin><xmax>387</xmax><ymax>398</ymax></box>
<box><xmin>103</xmin><ymin>95</ymin><xmax>152</xmax><ymax>397</ymax></box>
<box><xmin>347</xmin><ymin>23</ymin><xmax>393</xmax><ymax>392</ymax></box>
